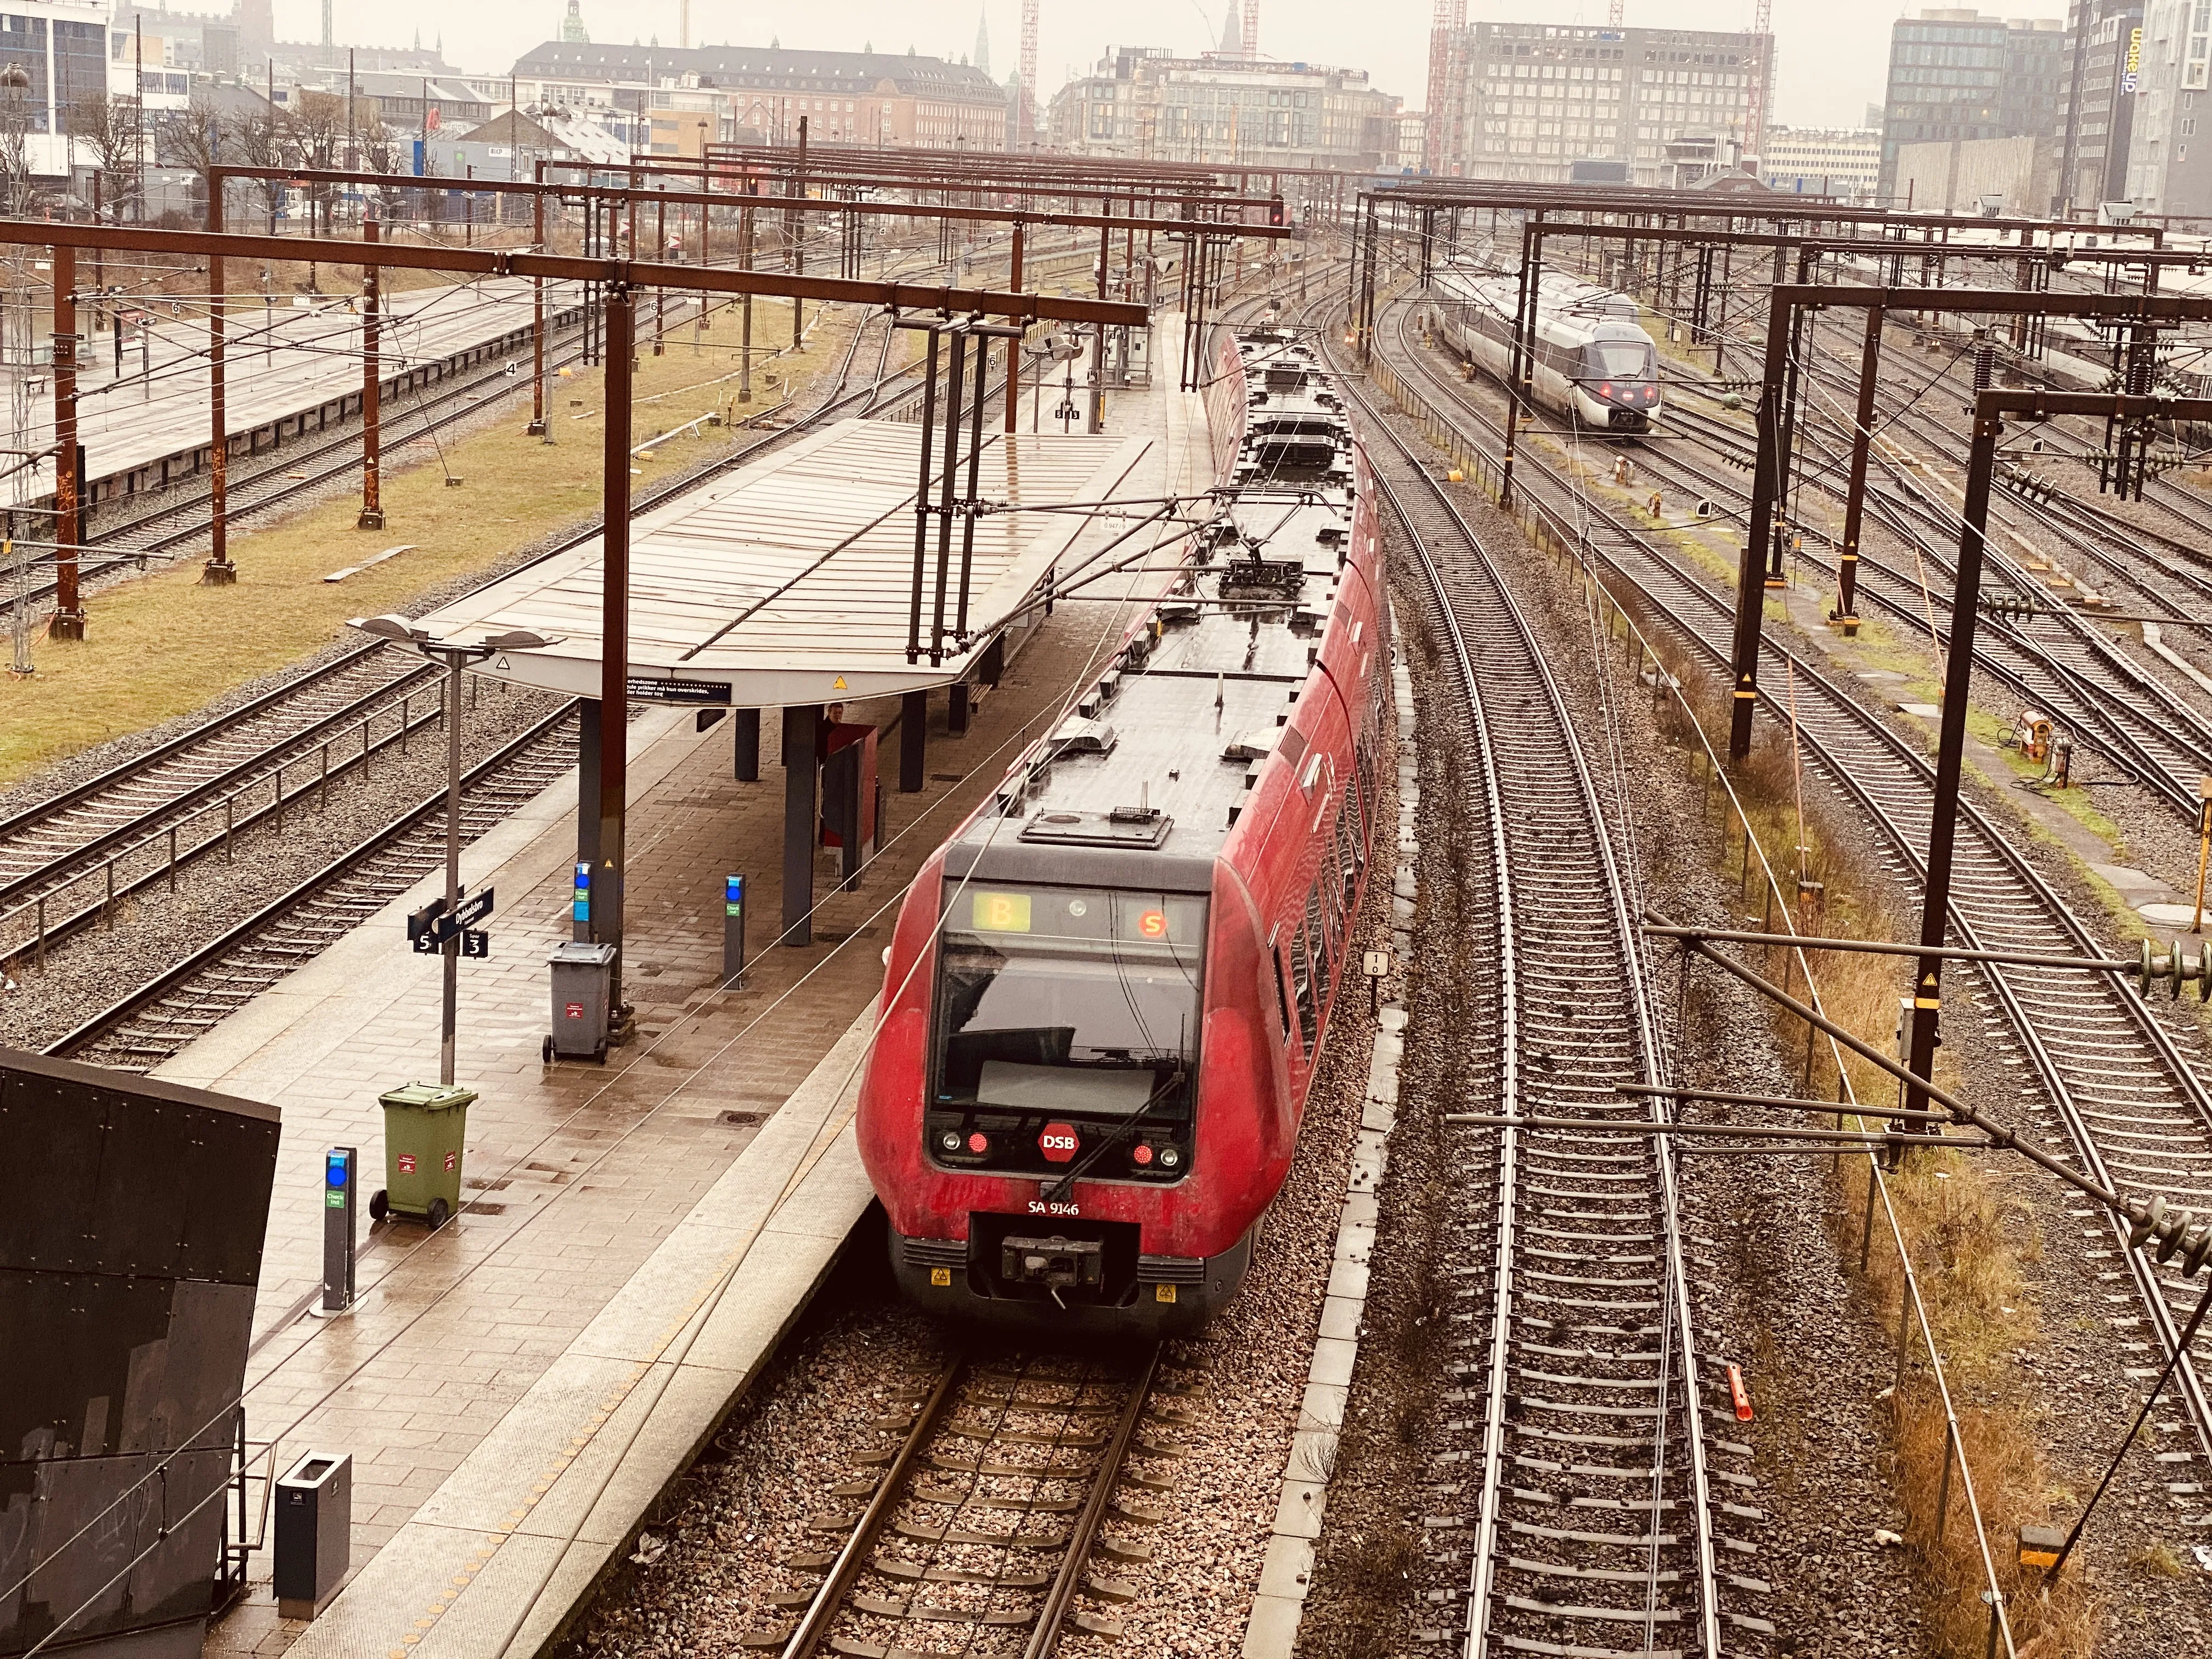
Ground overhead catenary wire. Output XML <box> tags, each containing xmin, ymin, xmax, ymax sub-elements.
<box><xmin>1</xmin><ymin>304</ymin><xmax>1188</xmax><ymax>1637</ymax></box>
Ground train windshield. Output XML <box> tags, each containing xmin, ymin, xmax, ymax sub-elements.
<box><xmin>933</xmin><ymin>885</ymin><xmax>1207</xmax><ymax>1120</ymax></box>
<box><xmin>1584</xmin><ymin>340</ymin><xmax>1655</xmax><ymax>381</ymax></box>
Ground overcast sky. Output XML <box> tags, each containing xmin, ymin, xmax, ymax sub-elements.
<box><xmin>279</xmin><ymin>0</ymin><xmax>2070</xmax><ymax>132</ymax></box>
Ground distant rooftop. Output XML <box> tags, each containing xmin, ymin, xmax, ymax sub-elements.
<box><xmin>510</xmin><ymin>42</ymin><xmax>1002</xmax><ymax>99</ymax></box>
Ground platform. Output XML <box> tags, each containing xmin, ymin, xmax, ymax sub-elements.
<box><xmin>6</xmin><ymin>276</ymin><xmax>572</xmax><ymax>512</ymax></box>
<box><xmin>179</xmin><ymin>321</ymin><xmax>1216</xmax><ymax>1658</ymax></box>
<box><xmin>415</xmin><ymin>419</ymin><xmax>1153</xmax><ymax>708</ymax></box>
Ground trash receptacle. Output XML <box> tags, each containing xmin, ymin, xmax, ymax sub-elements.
<box><xmin>274</xmin><ymin>1449</ymin><xmax>351</xmax><ymax>1620</ymax></box>
<box><xmin>369</xmin><ymin>1082</ymin><xmax>474</xmax><ymax>1227</ymax></box>
<box><xmin>546</xmin><ymin>940</ymin><xmax>618</xmax><ymax>1063</ymax></box>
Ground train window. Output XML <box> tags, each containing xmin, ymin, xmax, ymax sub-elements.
<box><xmin>1306</xmin><ymin>883</ymin><xmax>1334</xmax><ymax>991</ymax></box>
<box><xmin>932</xmin><ymin>883</ymin><xmax>1207</xmax><ymax>1123</ymax></box>
<box><xmin>1584</xmin><ymin>341</ymin><xmax>1653</xmax><ymax>380</ymax></box>
<box><xmin>1337</xmin><ymin>810</ymin><xmax>1361</xmax><ymax>911</ymax></box>
<box><xmin>1291</xmin><ymin>923</ymin><xmax>1318</xmax><ymax>1051</ymax></box>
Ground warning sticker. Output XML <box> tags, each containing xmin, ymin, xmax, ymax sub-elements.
<box><xmin>398</xmin><ymin>1153</ymin><xmax>418</xmax><ymax>1175</ymax></box>
<box><xmin>565</xmin><ymin>1002</ymin><xmax>585</xmax><ymax>1020</ymax></box>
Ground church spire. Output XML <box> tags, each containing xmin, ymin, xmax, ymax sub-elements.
<box><xmin>973</xmin><ymin>8</ymin><xmax>991</xmax><ymax>77</ymax></box>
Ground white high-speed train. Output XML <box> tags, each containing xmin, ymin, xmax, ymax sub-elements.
<box><xmin>1427</xmin><ymin>265</ymin><xmax>1663</xmax><ymax>434</ymax></box>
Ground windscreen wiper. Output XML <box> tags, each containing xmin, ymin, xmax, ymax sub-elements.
<box><xmin>1040</xmin><ymin>1072</ymin><xmax>1182</xmax><ymax>1202</ymax></box>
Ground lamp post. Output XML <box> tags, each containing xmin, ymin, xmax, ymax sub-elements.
<box><xmin>352</xmin><ymin>615</ymin><xmax>558</xmax><ymax>1084</ymax></box>
<box><xmin>0</xmin><ymin>66</ymin><xmax>27</xmax><ymax>217</ymax></box>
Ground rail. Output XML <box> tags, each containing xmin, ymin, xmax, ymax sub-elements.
<box><xmin>1373</xmin><ymin>296</ymin><xmax>2024</xmax><ymax>1650</ymax></box>
<box><xmin>1333</xmin><ymin>313</ymin><xmax>1728</xmax><ymax>1651</ymax></box>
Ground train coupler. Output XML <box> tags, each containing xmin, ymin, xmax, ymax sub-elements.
<box><xmin>1000</xmin><ymin>1234</ymin><xmax>1104</xmax><ymax>1294</ymax></box>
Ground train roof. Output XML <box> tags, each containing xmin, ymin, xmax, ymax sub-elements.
<box><xmin>943</xmin><ymin>332</ymin><xmax>1362</xmax><ymax>897</ymax></box>
<box><xmin>1432</xmin><ymin>264</ymin><xmax>1642</xmax><ymax>324</ymax></box>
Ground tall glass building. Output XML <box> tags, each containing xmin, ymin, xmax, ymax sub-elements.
<box><xmin>1877</xmin><ymin>9</ymin><xmax>2069</xmax><ymax>201</ymax></box>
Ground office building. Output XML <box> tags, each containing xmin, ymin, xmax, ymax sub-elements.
<box><xmin>1877</xmin><ymin>9</ymin><xmax>2069</xmax><ymax>201</ymax></box>
<box><xmin>2121</xmin><ymin>0</ymin><xmax>2212</xmax><ymax>216</ymax></box>
<box><xmin>1762</xmin><ymin>126</ymin><xmax>1884</xmax><ymax>199</ymax></box>
<box><xmin>2058</xmin><ymin>0</ymin><xmax>2143</xmax><ymax>209</ymax></box>
<box><xmin>1446</xmin><ymin>22</ymin><xmax>1771</xmax><ymax>189</ymax></box>
<box><xmin>509</xmin><ymin>42</ymin><xmax>1007</xmax><ymax>151</ymax></box>
<box><xmin>1045</xmin><ymin>47</ymin><xmax>1402</xmax><ymax>170</ymax></box>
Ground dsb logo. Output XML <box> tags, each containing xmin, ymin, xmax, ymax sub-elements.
<box><xmin>1037</xmin><ymin>1122</ymin><xmax>1080</xmax><ymax>1164</ymax></box>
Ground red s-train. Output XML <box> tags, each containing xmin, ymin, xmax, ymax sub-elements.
<box><xmin>855</xmin><ymin>327</ymin><xmax>1389</xmax><ymax>1335</ymax></box>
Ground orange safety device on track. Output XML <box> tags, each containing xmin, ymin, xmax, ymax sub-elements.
<box><xmin>1725</xmin><ymin>1363</ymin><xmax>1754</xmax><ymax>1422</ymax></box>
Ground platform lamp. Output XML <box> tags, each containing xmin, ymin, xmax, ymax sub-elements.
<box><xmin>351</xmin><ymin>614</ymin><xmax>560</xmax><ymax>1084</ymax></box>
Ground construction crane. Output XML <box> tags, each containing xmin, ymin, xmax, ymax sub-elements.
<box><xmin>1608</xmin><ymin>0</ymin><xmax>1623</xmax><ymax>26</ymax></box>
<box><xmin>1424</xmin><ymin>0</ymin><xmax>1466</xmax><ymax>174</ymax></box>
<box><xmin>1743</xmin><ymin>0</ymin><xmax>1772</xmax><ymax>164</ymax></box>
<box><xmin>1018</xmin><ymin>0</ymin><xmax>1040</xmax><ymax>149</ymax></box>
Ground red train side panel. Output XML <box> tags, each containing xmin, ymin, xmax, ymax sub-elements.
<box><xmin>856</xmin><ymin>327</ymin><xmax>1386</xmax><ymax>1336</ymax></box>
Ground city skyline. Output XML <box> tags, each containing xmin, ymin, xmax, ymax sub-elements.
<box><xmin>268</xmin><ymin>0</ymin><xmax>2070</xmax><ymax>136</ymax></box>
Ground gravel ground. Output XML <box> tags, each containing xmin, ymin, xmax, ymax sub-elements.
<box><xmin>0</xmin><ymin>675</ymin><xmax>568</xmax><ymax>1048</ymax></box>
<box><xmin>1296</xmin><ymin>403</ymin><xmax>1941</xmax><ymax>1656</ymax></box>
<box><xmin>0</xmin><ymin>321</ymin><xmax>877</xmax><ymax>1046</ymax></box>
<box><xmin>546</xmin><ymin>679</ymin><xmax>1408</xmax><ymax>1659</ymax></box>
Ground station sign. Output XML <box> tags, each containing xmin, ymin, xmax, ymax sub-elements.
<box><xmin>627</xmin><ymin>676</ymin><xmax>732</xmax><ymax>704</ymax></box>
<box><xmin>408</xmin><ymin>887</ymin><xmax>495</xmax><ymax>951</ymax></box>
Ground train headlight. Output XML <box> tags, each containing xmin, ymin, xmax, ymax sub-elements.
<box><xmin>938</xmin><ymin>1130</ymin><xmax>963</xmax><ymax>1154</ymax></box>
<box><xmin>1158</xmin><ymin>1146</ymin><xmax>1183</xmax><ymax>1171</ymax></box>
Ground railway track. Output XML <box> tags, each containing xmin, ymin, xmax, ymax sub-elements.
<box><xmin>753</xmin><ymin>1346</ymin><xmax>1192</xmax><ymax>1658</ymax></box>
<box><xmin>1381</xmin><ymin>295</ymin><xmax>2212</xmax><ymax>1476</ymax></box>
<box><xmin>1323</xmin><ymin>315</ymin><xmax>1779</xmax><ymax>1650</ymax></box>
<box><xmin>2</xmin><ymin>294</ymin><xmax>594</xmax><ymax>618</ymax></box>
<box><xmin>24</xmin><ymin>300</ymin><xmax>916</xmax><ymax>1062</ymax></box>
<box><xmin>46</xmin><ymin>701</ymin><xmax>580</xmax><ymax>1068</ymax></box>
<box><xmin>1645</xmin><ymin>371</ymin><xmax>2212</xmax><ymax>825</ymax></box>
<box><xmin>1654</xmin><ymin>407</ymin><xmax>2212</xmax><ymax>822</ymax></box>
<box><xmin>0</xmin><ymin>644</ymin><xmax>439</xmax><ymax>950</ymax></box>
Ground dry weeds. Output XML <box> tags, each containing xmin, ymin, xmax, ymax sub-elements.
<box><xmin>1589</xmin><ymin>561</ymin><xmax>2105</xmax><ymax>1656</ymax></box>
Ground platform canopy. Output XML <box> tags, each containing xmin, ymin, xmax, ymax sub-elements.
<box><xmin>415</xmin><ymin>420</ymin><xmax>1154</xmax><ymax>708</ymax></box>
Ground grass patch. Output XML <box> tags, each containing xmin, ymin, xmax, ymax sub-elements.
<box><xmin>0</xmin><ymin>295</ymin><xmax>852</xmax><ymax>786</ymax></box>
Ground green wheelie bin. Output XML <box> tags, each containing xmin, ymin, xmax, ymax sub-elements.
<box><xmin>368</xmin><ymin>1082</ymin><xmax>476</xmax><ymax>1227</ymax></box>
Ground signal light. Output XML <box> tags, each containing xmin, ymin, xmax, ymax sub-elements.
<box><xmin>967</xmin><ymin>1131</ymin><xmax>990</xmax><ymax>1154</ymax></box>
<box><xmin>1131</xmin><ymin>1143</ymin><xmax>1155</xmax><ymax>1166</ymax></box>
